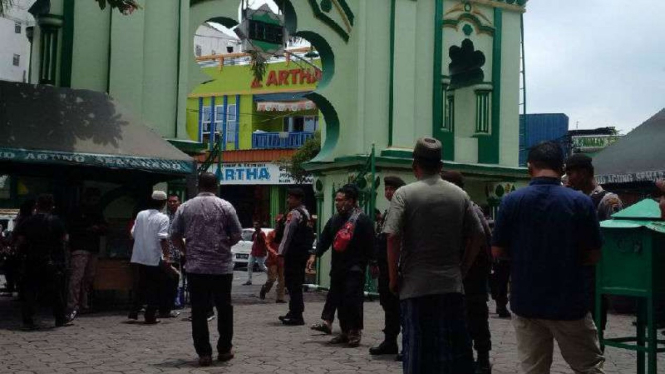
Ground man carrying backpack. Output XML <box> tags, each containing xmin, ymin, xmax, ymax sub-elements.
<box><xmin>277</xmin><ymin>188</ymin><xmax>314</xmax><ymax>326</ymax></box>
<box><xmin>307</xmin><ymin>184</ymin><xmax>375</xmax><ymax>347</ymax></box>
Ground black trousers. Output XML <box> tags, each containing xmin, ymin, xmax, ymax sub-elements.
<box><xmin>21</xmin><ymin>262</ymin><xmax>66</xmax><ymax>326</ymax></box>
<box><xmin>329</xmin><ymin>270</ymin><xmax>365</xmax><ymax>332</ymax></box>
<box><xmin>466</xmin><ymin>297</ymin><xmax>491</xmax><ymax>354</ymax></box>
<box><xmin>378</xmin><ymin>262</ymin><xmax>400</xmax><ymax>341</ymax></box>
<box><xmin>284</xmin><ymin>255</ymin><xmax>307</xmax><ymax>318</ymax></box>
<box><xmin>3</xmin><ymin>254</ymin><xmax>19</xmax><ymax>292</ymax></box>
<box><xmin>491</xmin><ymin>260</ymin><xmax>510</xmax><ymax>310</ymax></box>
<box><xmin>320</xmin><ymin>289</ymin><xmax>337</xmax><ymax>322</ymax></box>
<box><xmin>188</xmin><ymin>273</ymin><xmax>233</xmax><ymax>357</ymax></box>
<box><xmin>130</xmin><ymin>264</ymin><xmax>161</xmax><ymax>321</ymax></box>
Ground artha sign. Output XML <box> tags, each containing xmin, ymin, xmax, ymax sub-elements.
<box><xmin>0</xmin><ymin>148</ymin><xmax>193</xmax><ymax>174</ymax></box>
<box><xmin>251</xmin><ymin>68</ymin><xmax>321</xmax><ymax>89</ymax></box>
<box><xmin>210</xmin><ymin>163</ymin><xmax>313</xmax><ymax>185</ymax></box>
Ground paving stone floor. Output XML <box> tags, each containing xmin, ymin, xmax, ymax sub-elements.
<box><xmin>1</xmin><ymin>271</ymin><xmax>663</xmax><ymax>373</ymax></box>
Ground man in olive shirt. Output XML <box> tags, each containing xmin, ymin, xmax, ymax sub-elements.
<box><xmin>383</xmin><ymin>137</ymin><xmax>484</xmax><ymax>374</ymax></box>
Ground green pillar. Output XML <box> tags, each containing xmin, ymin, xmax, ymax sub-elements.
<box><xmin>37</xmin><ymin>15</ymin><xmax>63</xmax><ymax>85</ymax></box>
<box><xmin>478</xmin><ymin>8</ymin><xmax>503</xmax><ymax>164</ymax></box>
<box><xmin>269</xmin><ymin>185</ymin><xmax>284</xmax><ymax>228</ymax></box>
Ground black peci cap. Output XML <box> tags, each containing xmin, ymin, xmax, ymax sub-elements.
<box><xmin>565</xmin><ymin>153</ymin><xmax>594</xmax><ymax>172</ymax></box>
<box><xmin>384</xmin><ymin>176</ymin><xmax>406</xmax><ymax>188</ymax></box>
<box><xmin>287</xmin><ymin>187</ymin><xmax>305</xmax><ymax>199</ymax></box>
<box><xmin>440</xmin><ymin>170</ymin><xmax>465</xmax><ymax>188</ymax></box>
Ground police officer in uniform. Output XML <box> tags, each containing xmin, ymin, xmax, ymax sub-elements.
<box><xmin>565</xmin><ymin>153</ymin><xmax>623</xmax><ymax>331</ymax></box>
<box><xmin>277</xmin><ymin>188</ymin><xmax>313</xmax><ymax>326</ymax></box>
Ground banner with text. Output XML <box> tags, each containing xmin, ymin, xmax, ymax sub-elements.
<box><xmin>0</xmin><ymin>147</ymin><xmax>194</xmax><ymax>175</ymax></box>
<box><xmin>209</xmin><ymin>163</ymin><xmax>312</xmax><ymax>185</ymax></box>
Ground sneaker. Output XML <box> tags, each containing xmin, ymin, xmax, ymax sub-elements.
<box><xmin>144</xmin><ymin>319</ymin><xmax>161</xmax><ymax>325</ymax></box>
<box><xmin>21</xmin><ymin>323</ymin><xmax>39</xmax><ymax>331</ymax></box>
<box><xmin>127</xmin><ymin>312</ymin><xmax>138</xmax><ymax>320</ymax></box>
<box><xmin>475</xmin><ymin>361</ymin><xmax>492</xmax><ymax>374</ymax></box>
<box><xmin>347</xmin><ymin>331</ymin><xmax>362</xmax><ymax>347</ymax></box>
<box><xmin>158</xmin><ymin>311</ymin><xmax>180</xmax><ymax>318</ymax></box>
<box><xmin>310</xmin><ymin>321</ymin><xmax>332</xmax><ymax>335</ymax></box>
<box><xmin>369</xmin><ymin>340</ymin><xmax>398</xmax><ymax>355</ymax></box>
<box><xmin>56</xmin><ymin>314</ymin><xmax>75</xmax><ymax>327</ymax></box>
<box><xmin>395</xmin><ymin>352</ymin><xmax>403</xmax><ymax>361</ymax></box>
<box><xmin>198</xmin><ymin>355</ymin><xmax>212</xmax><ymax>367</ymax></box>
<box><xmin>275</xmin><ymin>299</ymin><xmax>286</xmax><ymax>304</ymax></box>
<box><xmin>242</xmin><ymin>281</ymin><xmax>252</xmax><ymax>286</ymax></box>
<box><xmin>281</xmin><ymin>316</ymin><xmax>305</xmax><ymax>326</ymax></box>
<box><xmin>497</xmin><ymin>308</ymin><xmax>511</xmax><ymax>319</ymax></box>
<box><xmin>329</xmin><ymin>334</ymin><xmax>348</xmax><ymax>344</ymax></box>
<box><xmin>217</xmin><ymin>351</ymin><xmax>234</xmax><ymax>362</ymax></box>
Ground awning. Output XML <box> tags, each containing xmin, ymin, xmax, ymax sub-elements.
<box><xmin>0</xmin><ymin>81</ymin><xmax>195</xmax><ymax>180</ymax></box>
<box><xmin>253</xmin><ymin>92</ymin><xmax>313</xmax><ymax>102</ymax></box>
<box><xmin>594</xmin><ymin>108</ymin><xmax>665</xmax><ymax>184</ymax></box>
<box><xmin>256</xmin><ymin>100</ymin><xmax>316</xmax><ymax>112</ymax></box>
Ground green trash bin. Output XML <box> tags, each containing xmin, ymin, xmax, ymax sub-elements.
<box><xmin>598</xmin><ymin>199</ymin><xmax>665</xmax><ymax>374</ymax></box>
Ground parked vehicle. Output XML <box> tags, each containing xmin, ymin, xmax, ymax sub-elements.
<box><xmin>231</xmin><ymin>228</ymin><xmax>273</xmax><ymax>268</ymax></box>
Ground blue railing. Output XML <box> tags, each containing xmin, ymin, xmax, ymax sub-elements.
<box><xmin>252</xmin><ymin>132</ymin><xmax>315</xmax><ymax>149</ymax></box>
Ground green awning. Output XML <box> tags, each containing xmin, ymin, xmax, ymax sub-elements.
<box><xmin>0</xmin><ymin>81</ymin><xmax>194</xmax><ymax>178</ymax></box>
<box><xmin>600</xmin><ymin>199</ymin><xmax>665</xmax><ymax>233</ymax></box>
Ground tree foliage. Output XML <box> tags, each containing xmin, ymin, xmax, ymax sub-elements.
<box><xmin>280</xmin><ymin>131</ymin><xmax>321</xmax><ymax>184</ymax></box>
<box><xmin>0</xmin><ymin>0</ymin><xmax>13</xmax><ymax>16</ymax></box>
<box><xmin>94</xmin><ymin>0</ymin><xmax>141</xmax><ymax>14</ymax></box>
<box><xmin>0</xmin><ymin>0</ymin><xmax>140</xmax><ymax>16</ymax></box>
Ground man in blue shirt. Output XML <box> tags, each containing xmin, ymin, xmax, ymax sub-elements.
<box><xmin>491</xmin><ymin>141</ymin><xmax>605</xmax><ymax>374</ymax></box>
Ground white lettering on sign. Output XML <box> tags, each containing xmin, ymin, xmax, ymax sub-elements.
<box><xmin>0</xmin><ymin>148</ymin><xmax>191</xmax><ymax>173</ymax></box>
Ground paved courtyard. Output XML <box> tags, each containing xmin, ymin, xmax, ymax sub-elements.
<box><xmin>1</xmin><ymin>271</ymin><xmax>663</xmax><ymax>374</ymax></box>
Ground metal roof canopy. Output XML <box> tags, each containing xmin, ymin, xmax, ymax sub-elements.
<box><xmin>0</xmin><ymin>81</ymin><xmax>195</xmax><ymax>182</ymax></box>
<box><xmin>594</xmin><ymin>108</ymin><xmax>665</xmax><ymax>185</ymax></box>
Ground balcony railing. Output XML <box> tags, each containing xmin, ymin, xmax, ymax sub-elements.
<box><xmin>252</xmin><ymin>132</ymin><xmax>315</xmax><ymax>149</ymax></box>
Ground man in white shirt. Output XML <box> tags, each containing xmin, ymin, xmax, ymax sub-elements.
<box><xmin>128</xmin><ymin>191</ymin><xmax>170</xmax><ymax>324</ymax></box>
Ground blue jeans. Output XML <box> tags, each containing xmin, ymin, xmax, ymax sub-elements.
<box><xmin>401</xmin><ymin>293</ymin><xmax>474</xmax><ymax>374</ymax></box>
<box><xmin>246</xmin><ymin>255</ymin><xmax>267</xmax><ymax>282</ymax></box>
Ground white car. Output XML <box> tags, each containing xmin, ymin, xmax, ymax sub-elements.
<box><xmin>231</xmin><ymin>228</ymin><xmax>273</xmax><ymax>268</ymax></box>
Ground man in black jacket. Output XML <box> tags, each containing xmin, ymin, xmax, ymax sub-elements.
<box><xmin>307</xmin><ymin>184</ymin><xmax>375</xmax><ymax>347</ymax></box>
<box><xmin>15</xmin><ymin>194</ymin><xmax>70</xmax><ymax>330</ymax></box>
<box><xmin>278</xmin><ymin>188</ymin><xmax>313</xmax><ymax>326</ymax></box>
<box><xmin>370</xmin><ymin>176</ymin><xmax>405</xmax><ymax>359</ymax></box>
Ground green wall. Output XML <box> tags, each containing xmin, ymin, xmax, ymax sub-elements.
<box><xmin>67</xmin><ymin>0</ymin><xmax>182</xmax><ymax>138</ymax></box>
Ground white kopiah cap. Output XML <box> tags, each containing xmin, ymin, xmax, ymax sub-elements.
<box><xmin>151</xmin><ymin>190</ymin><xmax>167</xmax><ymax>201</ymax></box>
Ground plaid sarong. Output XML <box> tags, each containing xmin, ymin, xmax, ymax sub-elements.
<box><xmin>401</xmin><ymin>293</ymin><xmax>474</xmax><ymax>374</ymax></box>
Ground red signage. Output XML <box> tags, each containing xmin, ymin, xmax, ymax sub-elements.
<box><xmin>251</xmin><ymin>68</ymin><xmax>321</xmax><ymax>88</ymax></box>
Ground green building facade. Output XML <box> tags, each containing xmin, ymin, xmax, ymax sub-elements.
<box><xmin>27</xmin><ymin>0</ymin><xmax>530</xmax><ymax>286</ymax></box>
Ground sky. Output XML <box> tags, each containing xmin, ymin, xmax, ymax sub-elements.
<box><xmin>237</xmin><ymin>0</ymin><xmax>665</xmax><ymax>133</ymax></box>
<box><xmin>523</xmin><ymin>0</ymin><xmax>665</xmax><ymax>133</ymax></box>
